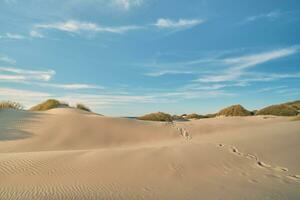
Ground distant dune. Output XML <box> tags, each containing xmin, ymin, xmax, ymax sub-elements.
<box><xmin>1</xmin><ymin>107</ymin><xmax>300</xmax><ymax>199</ymax></box>
<box><xmin>217</xmin><ymin>104</ymin><xmax>252</xmax><ymax>116</ymax></box>
<box><xmin>256</xmin><ymin>101</ymin><xmax>300</xmax><ymax>116</ymax></box>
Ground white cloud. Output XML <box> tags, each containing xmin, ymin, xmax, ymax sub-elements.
<box><xmin>154</xmin><ymin>18</ymin><xmax>204</xmax><ymax>29</ymax></box>
<box><xmin>29</xmin><ymin>30</ymin><xmax>44</xmax><ymax>38</ymax></box>
<box><xmin>158</xmin><ymin>90</ymin><xmax>234</xmax><ymax>100</ymax></box>
<box><xmin>242</xmin><ymin>72</ymin><xmax>300</xmax><ymax>82</ymax></box>
<box><xmin>257</xmin><ymin>86</ymin><xmax>287</xmax><ymax>93</ymax></box>
<box><xmin>0</xmin><ymin>86</ymin><xmax>156</xmax><ymax>110</ymax></box>
<box><xmin>0</xmin><ymin>87</ymin><xmax>50</xmax><ymax>98</ymax></box>
<box><xmin>223</xmin><ymin>46</ymin><xmax>298</xmax><ymax>70</ymax></box>
<box><xmin>72</xmin><ymin>0</ymin><xmax>144</xmax><ymax>11</ymax></box>
<box><xmin>39</xmin><ymin>83</ymin><xmax>104</xmax><ymax>90</ymax></box>
<box><xmin>0</xmin><ymin>31</ymin><xmax>45</xmax><ymax>40</ymax></box>
<box><xmin>0</xmin><ymin>33</ymin><xmax>27</xmax><ymax>40</ymax></box>
<box><xmin>0</xmin><ymin>74</ymin><xmax>26</xmax><ymax>82</ymax></box>
<box><xmin>0</xmin><ymin>87</ymin><xmax>51</xmax><ymax>107</ymax></box>
<box><xmin>0</xmin><ymin>55</ymin><xmax>16</xmax><ymax>65</ymax></box>
<box><xmin>35</xmin><ymin>20</ymin><xmax>142</xmax><ymax>34</ymax></box>
<box><xmin>58</xmin><ymin>93</ymin><xmax>155</xmax><ymax>108</ymax></box>
<box><xmin>0</xmin><ymin>66</ymin><xmax>104</xmax><ymax>91</ymax></box>
<box><xmin>112</xmin><ymin>0</ymin><xmax>143</xmax><ymax>10</ymax></box>
<box><xmin>182</xmin><ymin>83</ymin><xmax>229</xmax><ymax>91</ymax></box>
<box><xmin>245</xmin><ymin>10</ymin><xmax>281</xmax><ymax>23</ymax></box>
<box><xmin>0</xmin><ymin>67</ymin><xmax>55</xmax><ymax>82</ymax></box>
<box><xmin>145</xmin><ymin>70</ymin><xmax>193</xmax><ymax>77</ymax></box>
<box><xmin>196</xmin><ymin>46</ymin><xmax>299</xmax><ymax>83</ymax></box>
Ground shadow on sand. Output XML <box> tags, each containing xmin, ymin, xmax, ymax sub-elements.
<box><xmin>0</xmin><ymin>109</ymin><xmax>43</xmax><ymax>141</ymax></box>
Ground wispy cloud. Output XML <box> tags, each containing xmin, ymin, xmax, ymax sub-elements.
<box><xmin>0</xmin><ymin>87</ymin><xmax>50</xmax><ymax>98</ymax></box>
<box><xmin>257</xmin><ymin>86</ymin><xmax>287</xmax><ymax>93</ymax></box>
<box><xmin>0</xmin><ymin>55</ymin><xmax>16</xmax><ymax>65</ymax></box>
<box><xmin>58</xmin><ymin>93</ymin><xmax>155</xmax><ymax>108</ymax></box>
<box><xmin>4</xmin><ymin>0</ymin><xmax>144</xmax><ymax>10</ymax></box>
<box><xmin>38</xmin><ymin>83</ymin><xmax>105</xmax><ymax>90</ymax></box>
<box><xmin>29</xmin><ymin>30</ymin><xmax>44</xmax><ymax>38</ymax></box>
<box><xmin>154</xmin><ymin>18</ymin><xmax>204</xmax><ymax>29</ymax></box>
<box><xmin>196</xmin><ymin>46</ymin><xmax>299</xmax><ymax>83</ymax></box>
<box><xmin>157</xmin><ymin>90</ymin><xmax>234</xmax><ymax>100</ymax></box>
<box><xmin>0</xmin><ymin>31</ymin><xmax>45</xmax><ymax>40</ymax></box>
<box><xmin>0</xmin><ymin>86</ymin><xmax>156</xmax><ymax>109</ymax></box>
<box><xmin>242</xmin><ymin>72</ymin><xmax>300</xmax><ymax>82</ymax></box>
<box><xmin>35</xmin><ymin>20</ymin><xmax>142</xmax><ymax>34</ymax></box>
<box><xmin>243</xmin><ymin>10</ymin><xmax>282</xmax><ymax>23</ymax></box>
<box><xmin>0</xmin><ymin>67</ymin><xmax>55</xmax><ymax>82</ymax></box>
<box><xmin>0</xmin><ymin>33</ymin><xmax>27</xmax><ymax>40</ymax></box>
<box><xmin>0</xmin><ymin>87</ymin><xmax>51</xmax><ymax>107</ymax></box>
<box><xmin>28</xmin><ymin>17</ymin><xmax>204</xmax><ymax>39</ymax></box>
<box><xmin>112</xmin><ymin>0</ymin><xmax>143</xmax><ymax>10</ymax></box>
<box><xmin>145</xmin><ymin>70</ymin><xmax>194</xmax><ymax>77</ymax></box>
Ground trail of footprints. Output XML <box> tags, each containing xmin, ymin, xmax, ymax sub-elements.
<box><xmin>171</xmin><ymin>122</ymin><xmax>192</xmax><ymax>141</ymax></box>
<box><xmin>177</xmin><ymin>127</ymin><xmax>192</xmax><ymax>140</ymax></box>
<box><xmin>166</xmin><ymin>122</ymin><xmax>192</xmax><ymax>141</ymax></box>
<box><xmin>217</xmin><ymin>143</ymin><xmax>300</xmax><ymax>183</ymax></box>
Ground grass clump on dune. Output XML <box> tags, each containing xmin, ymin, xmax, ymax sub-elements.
<box><xmin>204</xmin><ymin>113</ymin><xmax>217</xmax><ymax>118</ymax></box>
<box><xmin>256</xmin><ymin>104</ymin><xmax>299</xmax><ymax>116</ymax></box>
<box><xmin>76</xmin><ymin>103</ymin><xmax>91</xmax><ymax>112</ymax></box>
<box><xmin>138</xmin><ymin>112</ymin><xmax>173</xmax><ymax>122</ymax></box>
<box><xmin>172</xmin><ymin>115</ymin><xmax>189</xmax><ymax>121</ymax></box>
<box><xmin>285</xmin><ymin>100</ymin><xmax>300</xmax><ymax>110</ymax></box>
<box><xmin>217</xmin><ymin>104</ymin><xmax>252</xmax><ymax>117</ymax></box>
<box><xmin>0</xmin><ymin>101</ymin><xmax>23</xmax><ymax>110</ymax></box>
<box><xmin>30</xmin><ymin>99</ymin><xmax>69</xmax><ymax>111</ymax></box>
<box><xmin>185</xmin><ymin>113</ymin><xmax>207</xmax><ymax>119</ymax></box>
<box><xmin>172</xmin><ymin>115</ymin><xmax>185</xmax><ymax>121</ymax></box>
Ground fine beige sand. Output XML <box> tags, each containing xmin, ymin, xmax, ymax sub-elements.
<box><xmin>0</xmin><ymin>108</ymin><xmax>300</xmax><ymax>200</ymax></box>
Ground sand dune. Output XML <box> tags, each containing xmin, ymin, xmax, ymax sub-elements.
<box><xmin>0</xmin><ymin>108</ymin><xmax>300</xmax><ymax>199</ymax></box>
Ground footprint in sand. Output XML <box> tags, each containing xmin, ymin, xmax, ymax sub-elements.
<box><xmin>176</xmin><ymin>127</ymin><xmax>192</xmax><ymax>140</ymax></box>
<box><xmin>287</xmin><ymin>175</ymin><xmax>300</xmax><ymax>182</ymax></box>
<box><xmin>257</xmin><ymin>161</ymin><xmax>272</xmax><ymax>169</ymax></box>
<box><xmin>216</xmin><ymin>143</ymin><xmax>300</xmax><ymax>183</ymax></box>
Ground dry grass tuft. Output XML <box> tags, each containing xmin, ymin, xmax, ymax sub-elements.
<box><xmin>185</xmin><ymin>113</ymin><xmax>208</xmax><ymax>119</ymax></box>
<box><xmin>138</xmin><ymin>112</ymin><xmax>173</xmax><ymax>122</ymax></box>
<box><xmin>217</xmin><ymin>104</ymin><xmax>252</xmax><ymax>117</ymax></box>
<box><xmin>256</xmin><ymin>104</ymin><xmax>298</xmax><ymax>116</ymax></box>
<box><xmin>76</xmin><ymin>103</ymin><xmax>91</xmax><ymax>112</ymax></box>
<box><xmin>0</xmin><ymin>101</ymin><xmax>23</xmax><ymax>110</ymax></box>
<box><xmin>30</xmin><ymin>99</ymin><xmax>69</xmax><ymax>111</ymax></box>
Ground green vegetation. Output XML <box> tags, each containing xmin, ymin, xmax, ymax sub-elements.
<box><xmin>138</xmin><ymin>112</ymin><xmax>173</xmax><ymax>122</ymax></box>
<box><xmin>0</xmin><ymin>101</ymin><xmax>23</xmax><ymax>110</ymax></box>
<box><xmin>251</xmin><ymin>110</ymin><xmax>258</xmax><ymax>115</ymax></box>
<box><xmin>30</xmin><ymin>99</ymin><xmax>69</xmax><ymax>111</ymax></box>
<box><xmin>76</xmin><ymin>103</ymin><xmax>91</xmax><ymax>112</ymax></box>
<box><xmin>217</xmin><ymin>104</ymin><xmax>252</xmax><ymax>116</ymax></box>
<box><xmin>172</xmin><ymin>115</ymin><xmax>186</xmax><ymax>121</ymax></box>
<box><xmin>185</xmin><ymin>113</ymin><xmax>207</xmax><ymax>119</ymax></box>
<box><xmin>285</xmin><ymin>100</ymin><xmax>300</xmax><ymax>110</ymax></box>
<box><xmin>256</xmin><ymin>104</ymin><xmax>299</xmax><ymax>116</ymax></box>
<box><xmin>204</xmin><ymin>113</ymin><xmax>217</xmax><ymax>118</ymax></box>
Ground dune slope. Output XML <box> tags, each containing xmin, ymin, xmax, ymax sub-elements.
<box><xmin>0</xmin><ymin>109</ymin><xmax>300</xmax><ymax>200</ymax></box>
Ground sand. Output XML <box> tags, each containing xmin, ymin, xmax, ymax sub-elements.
<box><xmin>0</xmin><ymin>108</ymin><xmax>299</xmax><ymax>199</ymax></box>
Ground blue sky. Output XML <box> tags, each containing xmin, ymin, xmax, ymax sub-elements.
<box><xmin>0</xmin><ymin>0</ymin><xmax>300</xmax><ymax>116</ymax></box>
